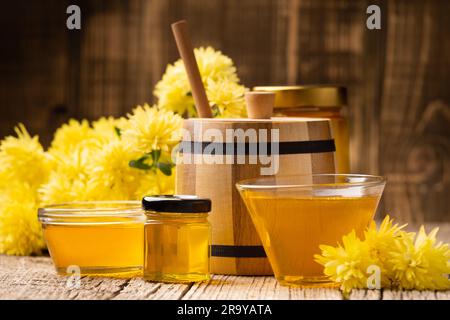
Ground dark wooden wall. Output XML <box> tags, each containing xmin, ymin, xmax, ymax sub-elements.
<box><xmin>0</xmin><ymin>0</ymin><xmax>449</xmax><ymax>223</ymax></box>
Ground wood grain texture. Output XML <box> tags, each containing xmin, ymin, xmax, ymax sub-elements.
<box><xmin>380</xmin><ymin>0</ymin><xmax>450</xmax><ymax>224</ymax></box>
<box><xmin>0</xmin><ymin>0</ymin><xmax>449</xmax><ymax>223</ymax></box>
<box><xmin>1</xmin><ymin>221</ymin><xmax>449</xmax><ymax>301</ymax></box>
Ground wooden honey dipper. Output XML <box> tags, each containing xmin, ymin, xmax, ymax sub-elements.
<box><xmin>171</xmin><ymin>20</ymin><xmax>213</xmax><ymax>118</ymax></box>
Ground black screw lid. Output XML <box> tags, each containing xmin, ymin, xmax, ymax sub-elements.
<box><xmin>142</xmin><ymin>195</ymin><xmax>211</xmax><ymax>213</ymax></box>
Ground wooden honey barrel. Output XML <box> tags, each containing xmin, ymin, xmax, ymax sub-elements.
<box><xmin>175</xmin><ymin>117</ymin><xmax>336</xmax><ymax>275</ymax></box>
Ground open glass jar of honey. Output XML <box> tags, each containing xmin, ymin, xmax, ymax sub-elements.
<box><xmin>142</xmin><ymin>195</ymin><xmax>212</xmax><ymax>283</ymax></box>
<box><xmin>38</xmin><ymin>201</ymin><xmax>145</xmax><ymax>277</ymax></box>
<box><xmin>254</xmin><ymin>85</ymin><xmax>350</xmax><ymax>173</ymax></box>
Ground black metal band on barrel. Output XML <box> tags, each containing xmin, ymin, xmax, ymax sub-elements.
<box><xmin>211</xmin><ymin>245</ymin><xmax>267</xmax><ymax>258</ymax></box>
<box><xmin>179</xmin><ymin>139</ymin><xmax>335</xmax><ymax>155</ymax></box>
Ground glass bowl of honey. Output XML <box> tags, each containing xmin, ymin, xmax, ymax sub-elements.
<box><xmin>236</xmin><ymin>174</ymin><xmax>386</xmax><ymax>287</ymax></box>
<box><xmin>38</xmin><ymin>201</ymin><xmax>145</xmax><ymax>277</ymax></box>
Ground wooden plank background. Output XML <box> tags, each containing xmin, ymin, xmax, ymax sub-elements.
<box><xmin>0</xmin><ymin>0</ymin><xmax>448</xmax><ymax>223</ymax></box>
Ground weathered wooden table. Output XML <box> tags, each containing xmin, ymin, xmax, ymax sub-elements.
<box><xmin>1</xmin><ymin>224</ymin><xmax>449</xmax><ymax>300</ymax></box>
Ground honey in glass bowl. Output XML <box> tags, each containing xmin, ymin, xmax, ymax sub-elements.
<box><xmin>236</xmin><ymin>174</ymin><xmax>385</xmax><ymax>286</ymax></box>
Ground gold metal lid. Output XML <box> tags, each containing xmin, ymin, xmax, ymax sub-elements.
<box><xmin>253</xmin><ymin>85</ymin><xmax>347</xmax><ymax>108</ymax></box>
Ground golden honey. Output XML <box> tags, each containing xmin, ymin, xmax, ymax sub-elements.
<box><xmin>144</xmin><ymin>213</ymin><xmax>210</xmax><ymax>282</ymax></box>
<box><xmin>254</xmin><ymin>86</ymin><xmax>350</xmax><ymax>173</ymax></box>
<box><xmin>43</xmin><ymin>224</ymin><xmax>143</xmax><ymax>276</ymax></box>
<box><xmin>143</xmin><ymin>196</ymin><xmax>211</xmax><ymax>283</ymax></box>
<box><xmin>38</xmin><ymin>201</ymin><xmax>145</xmax><ymax>277</ymax></box>
<box><xmin>237</xmin><ymin>174</ymin><xmax>386</xmax><ymax>286</ymax></box>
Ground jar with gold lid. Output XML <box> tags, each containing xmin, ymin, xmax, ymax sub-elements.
<box><xmin>254</xmin><ymin>85</ymin><xmax>350</xmax><ymax>173</ymax></box>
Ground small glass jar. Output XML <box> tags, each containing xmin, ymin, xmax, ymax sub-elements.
<box><xmin>254</xmin><ymin>85</ymin><xmax>350</xmax><ymax>174</ymax></box>
<box><xmin>142</xmin><ymin>195</ymin><xmax>212</xmax><ymax>283</ymax></box>
<box><xmin>38</xmin><ymin>201</ymin><xmax>145</xmax><ymax>277</ymax></box>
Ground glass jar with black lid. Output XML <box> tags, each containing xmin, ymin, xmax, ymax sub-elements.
<box><xmin>142</xmin><ymin>195</ymin><xmax>212</xmax><ymax>283</ymax></box>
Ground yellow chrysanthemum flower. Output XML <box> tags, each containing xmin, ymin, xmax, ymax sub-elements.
<box><xmin>88</xmin><ymin>140</ymin><xmax>142</xmax><ymax>200</ymax></box>
<box><xmin>91</xmin><ymin>116</ymin><xmax>128</xmax><ymax>143</ymax></box>
<box><xmin>49</xmin><ymin>148</ymin><xmax>91</xmax><ymax>181</ymax></box>
<box><xmin>134</xmin><ymin>170</ymin><xmax>175</xmax><ymax>199</ymax></box>
<box><xmin>49</xmin><ymin>119</ymin><xmax>97</xmax><ymax>155</ymax></box>
<box><xmin>315</xmin><ymin>231</ymin><xmax>378</xmax><ymax>295</ymax></box>
<box><xmin>157</xmin><ymin>82</ymin><xmax>195</xmax><ymax>117</ymax></box>
<box><xmin>206</xmin><ymin>78</ymin><xmax>247</xmax><ymax>118</ymax></box>
<box><xmin>122</xmin><ymin>104</ymin><xmax>183</xmax><ymax>154</ymax></box>
<box><xmin>0</xmin><ymin>124</ymin><xmax>51</xmax><ymax>189</ymax></box>
<box><xmin>194</xmin><ymin>46</ymin><xmax>238</xmax><ymax>83</ymax></box>
<box><xmin>0</xmin><ymin>182</ymin><xmax>45</xmax><ymax>256</ymax></box>
<box><xmin>389</xmin><ymin>227</ymin><xmax>450</xmax><ymax>290</ymax></box>
<box><xmin>39</xmin><ymin>174</ymin><xmax>94</xmax><ymax>205</ymax></box>
<box><xmin>155</xmin><ymin>46</ymin><xmax>246</xmax><ymax>118</ymax></box>
<box><xmin>39</xmin><ymin>148</ymin><xmax>94</xmax><ymax>204</ymax></box>
<box><xmin>364</xmin><ymin>216</ymin><xmax>408</xmax><ymax>267</ymax></box>
<box><xmin>315</xmin><ymin>215</ymin><xmax>450</xmax><ymax>295</ymax></box>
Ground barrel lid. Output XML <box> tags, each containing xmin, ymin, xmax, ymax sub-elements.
<box><xmin>142</xmin><ymin>195</ymin><xmax>211</xmax><ymax>213</ymax></box>
<box><xmin>253</xmin><ymin>85</ymin><xmax>347</xmax><ymax>108</ymax></box>
<box><xmin>183</xmin><ymin>116</ymin><xmax>328</xmax><ymax>124</ymax></box>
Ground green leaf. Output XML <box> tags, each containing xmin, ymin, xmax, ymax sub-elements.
<box><xmin>211</xmin><ymin>104</ymin><xmax>221</xmax><ymax>117</ymax></box>
<box><xmin>129</xmin><ymin>156</ymin><xmax>151</xmax><ymax>170</ymax></box>
<box><xmin>157</xmin><ymin>162</ymin><xmax>173</xmax><ymax>176</ymax></box>
<box><xmin>114</xmin><ymin>126</ymin><xmax>121</xmax><ymax>137</ymax></box>
<box><xmin>150</xmin><ymin>149</ymin><xmax>161</xmax><ymax>163</ymax></box>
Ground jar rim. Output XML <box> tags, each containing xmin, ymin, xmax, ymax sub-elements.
<box><xmin>253</xmin><ymin>85</ymin><xmax>347</xmax><ymax>108</ymax></box>
<box><xmin>38</xmin><ymin>201</ymin><xmax>144</xmax><ymax>223</ymax></box>
<box><xmin>236</xmin><ymin>174</ymin><xmax>386</xmax><ymax>190</ymax></box>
